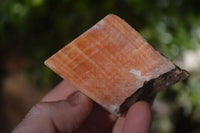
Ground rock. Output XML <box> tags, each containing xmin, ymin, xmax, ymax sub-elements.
<box><xmin>45</xmin><ymin>14</ymin><xmax>189</xmax><ymax>116</ymax></box>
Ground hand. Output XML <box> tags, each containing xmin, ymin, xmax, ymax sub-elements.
<box><xmin>12</xmin><ymin>80</ymin><xmax>152</xmax><ymax>133</ymax></box>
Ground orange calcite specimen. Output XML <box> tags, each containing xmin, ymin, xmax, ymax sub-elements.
<box><xmin>45</xmin><ymin>14</ymin><xmax>186</xmax><ymax>115</ymax></box>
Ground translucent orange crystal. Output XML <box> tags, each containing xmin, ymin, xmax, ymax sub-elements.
<box><xmin>45</xmin><ymin>14</ymin><xmax>175</xmax><ymax>115</ymax></box>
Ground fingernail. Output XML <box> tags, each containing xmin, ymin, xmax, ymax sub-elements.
<box><xmin>67</xmin><ymin>91</ymin><xmax>84</xmax><ymax>106</ymax></box>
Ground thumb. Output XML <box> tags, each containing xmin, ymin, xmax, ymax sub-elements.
<box><xmin>12</xmin><ymin>92</ymin><xmax>93</xmax><ymax>133</ymax></box>
<box><xmin>122</xmin><ymin>101</ymin><xmax>152</xmax><ymax>133</ymax></box>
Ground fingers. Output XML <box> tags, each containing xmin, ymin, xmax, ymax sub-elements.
<box><xmin>12</xmin><ymin>92</ymin><xmax>93</xmax><ymax>133</ymax></box>
<box><xmin>12</xmin><ymin>80</ymin><xmax>153</xmax><ymax>133</ymax></box>
<box><xmin>122</xmin><ymin>101</ymin><xmax>152</xmax><ymax>133</ymax></box>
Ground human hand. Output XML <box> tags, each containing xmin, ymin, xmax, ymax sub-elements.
<box><xmin>12</xmin><ymin>80</ymin><xmax>152</xmax><ymax>133</ymax></box>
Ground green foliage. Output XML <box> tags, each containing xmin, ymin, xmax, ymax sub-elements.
<box><xmin>1</xmin><ymin>0</ymin><xmax>200</xmax><ymax>132</ymax></box>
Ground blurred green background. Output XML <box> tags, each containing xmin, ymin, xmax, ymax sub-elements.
<box><xmin>0</xmin><ymin>0</ymin><xmax>200</xmax><ymax>132</ymax></box>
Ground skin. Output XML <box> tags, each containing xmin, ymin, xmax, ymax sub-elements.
<box><xmin>12</xmin><ymin>80</ymin><xmax>152</xmax><ymax>133</ymax></box>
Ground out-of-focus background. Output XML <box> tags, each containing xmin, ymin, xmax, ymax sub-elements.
<box><xmin>0</xmin><ymin>0</ymin><xmax>200</xmax><ymax>132</ymax></box>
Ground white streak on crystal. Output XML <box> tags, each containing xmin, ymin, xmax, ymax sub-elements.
<box><xmin>129</xmin><ymin>69</ymin><xmax>150</xmax><ymax>81</ymax></box>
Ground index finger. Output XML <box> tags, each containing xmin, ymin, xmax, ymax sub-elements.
<box><xmin>41</xmin><ymin>80</ymin><xmax>78</xmax><ymax>102</ymax></box>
